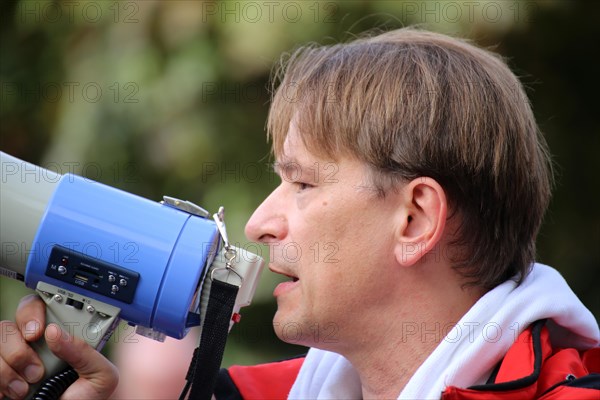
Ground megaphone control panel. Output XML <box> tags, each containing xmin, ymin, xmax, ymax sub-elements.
<box><xmin>45</xmin><ymin>245</ymin><xmax>140</xmax><ymax>304</ymax></box>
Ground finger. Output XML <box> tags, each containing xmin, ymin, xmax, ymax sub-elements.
<box><xmin>15</xmin><ymin>295</ymin><xmax>46</xmax><ymax>342</ymax></box>
<box><xmin>45</xmin><ymin>324</ymin><xmax>119</xmax><ymax>400</ymax></box>
<box><xmin>0</xmin><ymin>320</ymin><xmax>45</xmax><ymax>385</ymax></box>
<box><xmin>0</xmin><ymin>356</ymin><xmax>29</xmax><ymax>400</ymax></box>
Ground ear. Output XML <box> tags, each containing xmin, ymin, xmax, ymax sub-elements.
<box><xmin>394</xmin><ymin>177</ymin><xmax>447</xmax><ymax>267</ymax></box>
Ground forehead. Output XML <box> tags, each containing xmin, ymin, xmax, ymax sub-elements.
<box><xmin>277</xmin><ymin>121</ymin><xmax>317</xmax><ymax>164</ymax></box>
<box><xmin>276</xmin><ymin>124</ymin><xmax>377</xmax><ymax>189</ymax></box>
<box><xmin>276</xmin><ymin>121</ymin><xmax>369</xmax><ymax>177</ymax></box>
<box><xmin>273</xmin><ymin>135</ymin><xmax>317</xmax><ymax>182</ymax></box>
<box><xmin>277</xmin><ymin>114</ymin><xmax>346</xmax><ymax>161</ymax></box>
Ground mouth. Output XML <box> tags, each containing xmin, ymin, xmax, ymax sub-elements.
<box><xmin>269</xmin><ymin>265</ymin><xmax>299</xmax><ymax>282</ymax></box>
<box><xmin>282</xmin><ymin>272</ymin><xmax>299</xmax><ymax>283</ymax></box>
<box><xmin>270</xmin><ymin>265</ymin><xmax>300</xmax><ymax>297</ymax></box>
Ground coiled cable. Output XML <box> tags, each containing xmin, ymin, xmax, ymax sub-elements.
<box><xmin>31</xmin><ymin>367</ymin><xmax>78</xmax><ymax>400</ymax></box>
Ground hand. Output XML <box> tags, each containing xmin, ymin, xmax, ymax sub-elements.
<box><xmin>0</xmin><ymin>295</ymin><xmax>119</xmax><ymax>400</ymax></box>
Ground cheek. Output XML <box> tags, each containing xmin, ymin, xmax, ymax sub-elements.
<box><xmin>316</xmin><ymin>233</ymin><xmax>396</xmax><ymax>303</ymax></box>
<box><xmin>301</xmin><ymin>260</ymin><xmax>354</xmax><ymax>312</ymax></box>
<box><xmin>294</xmin><ymin>196</ymin><xmax>395</xmax><ymax>284</ymax></box>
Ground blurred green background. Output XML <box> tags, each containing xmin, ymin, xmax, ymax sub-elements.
<box><xmin>1</xmin><ymin>0</ymin><xmax>598</xmax><ymax>380</ymax></box>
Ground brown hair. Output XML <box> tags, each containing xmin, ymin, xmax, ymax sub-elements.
<box><xmin>267</xmin><ymin>28</ymin><xmax>553</xmax><ymax>291</ymax></box>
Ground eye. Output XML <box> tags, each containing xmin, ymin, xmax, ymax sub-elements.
<box><xmin>295</xmin><ymin>182</ymin><xmax>313</xmax><ymax>192</ymax></box>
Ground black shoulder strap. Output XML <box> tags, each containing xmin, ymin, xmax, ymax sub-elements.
<box><xmin>179</xmin><ymin>279</ymin><xmax>239</xmax><ymax>400</ymax></box>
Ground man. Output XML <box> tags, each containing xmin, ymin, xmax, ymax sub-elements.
<box><xmin>1</xmin><ymin>28</ymin><xmax>599</xmax><ymax>399</ymax></box>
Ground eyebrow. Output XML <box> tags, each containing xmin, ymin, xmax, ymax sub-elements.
<box><xmin>272</xmin><ymin>158</ymin><xmax>317</xmax><ymax>179</ymax></box>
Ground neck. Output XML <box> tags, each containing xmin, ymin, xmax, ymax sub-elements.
<box><xmin>337</xmin><ymin>272</ymin><xmax>482</xmax><ymax>399</ymax></box>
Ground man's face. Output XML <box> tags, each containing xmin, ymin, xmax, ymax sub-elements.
<box><xmin>245</xmin><ymin>124</ymin><xmax>403</xmax><ymax>351</ymax></box>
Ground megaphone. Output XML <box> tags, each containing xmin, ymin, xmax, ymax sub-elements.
<box><xmin>0</xmin><ymin>151</ymin><xmax>264</xmax><ymax>399</ymax></box>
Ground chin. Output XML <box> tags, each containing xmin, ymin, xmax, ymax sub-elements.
<box><xmin>272</xmin><ymin>312</ymin><xmax>313</xmax><ymax>346</ymax></box>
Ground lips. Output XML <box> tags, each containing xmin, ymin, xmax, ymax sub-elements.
<box><xmin>273</xmin><ymin>279</ymin><xmax>299</xmax><ymax>297</ymax></box>
<box><xmin>269</xmin><ymin>264</ymin><xmax>298</xmax><ymax>280</ymax></box>
<box><xmin>270</xmin><ymin>265</ymin><xmax>299</xmax><ymax>296</ymax></box>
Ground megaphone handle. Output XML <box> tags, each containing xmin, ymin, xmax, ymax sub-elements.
<box><xmin>26</xmin><ymin>305</ymin><xmax>76</xmax><ymax>400</ymax></box>
<box><xmin>23</xmin><ymin>282</ymin><xmax>121</xmax><ymax>400</ymax></box>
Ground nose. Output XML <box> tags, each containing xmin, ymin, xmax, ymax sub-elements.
<box><xmin>245</xmin><ymin>187</ymin><xmax>288</xmax><ymax>244</ymax></box>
